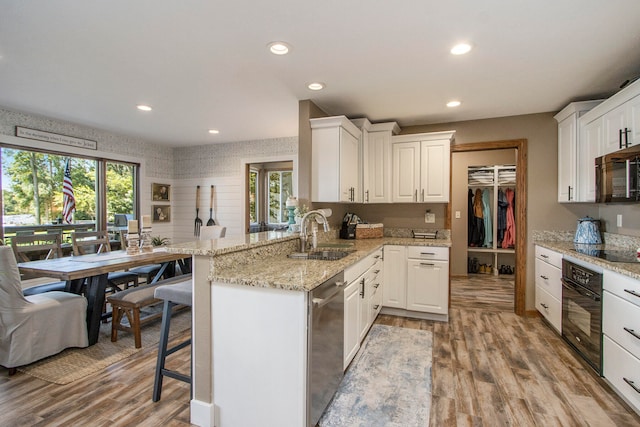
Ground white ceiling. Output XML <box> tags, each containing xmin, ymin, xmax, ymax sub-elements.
<box><xmin>1</xmin><ymin>1</ymin><xmax>640</xmax><ymax>148</ymax></box>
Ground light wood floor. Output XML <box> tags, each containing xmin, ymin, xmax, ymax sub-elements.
<box><xmin>1</xmin><ymin>276</ymin><xmax>640</xmax><ymax>426</ymax></box>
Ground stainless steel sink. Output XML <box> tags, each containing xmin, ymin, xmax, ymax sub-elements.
<box><xmin>288</xmin><ymin>250</ymin><xmax>353</xmax><ymax>261</ymax></box>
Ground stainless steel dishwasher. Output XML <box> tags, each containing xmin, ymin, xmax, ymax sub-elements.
<box><xmin>308</xmin><ymin>271</ymin><xmax>345</xmax><ymax>427</ymax></box>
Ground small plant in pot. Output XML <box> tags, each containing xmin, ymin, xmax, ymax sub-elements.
<box><xmin>151</xmin><ymin>236</ymin><xmax>170</xmax><ymax>247</ymax></box>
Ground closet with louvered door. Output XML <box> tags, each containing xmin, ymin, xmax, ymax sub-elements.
<box><xmin>467</xmin><ymin>165</ymin><xmax>516</xmax><ymax>276</ymax></box>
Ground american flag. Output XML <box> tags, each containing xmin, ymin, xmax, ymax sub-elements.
<box><xmin>62</xmin><ymin>158</ymin><xmax>76</xmax><ymax>223</ymax></box>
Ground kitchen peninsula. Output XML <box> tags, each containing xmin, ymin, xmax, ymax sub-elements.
<box><xmin>166</xmin><ymin>230</ymin><xmax>451</xmax><ymax>427</ymax></box>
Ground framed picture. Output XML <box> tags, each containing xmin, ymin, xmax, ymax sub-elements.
<box><xmin>153</xmin><ymin>205</ymin><xmax>171</xmax><ymax>223</ymax></box>
<box><xmin>152</xmin><ymin>183</ymin><xmax>170</xmax><ymax>202</ymax></box>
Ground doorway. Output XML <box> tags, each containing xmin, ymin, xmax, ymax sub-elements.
<box><xmin>450</xmin><ymin>139</ymin><xmax>527</xmax><ymax>316</ymax></box>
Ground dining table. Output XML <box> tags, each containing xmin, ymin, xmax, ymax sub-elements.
<box><xmin>17</xmin><ymin>248</ymin><xmax>191</xmax><ymax>345</ymax></box>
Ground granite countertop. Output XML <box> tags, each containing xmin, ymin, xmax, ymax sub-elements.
<box><xmin>166</xmin><ymin>232</ymin><xmax>451</xmax><ymax>292</ymax></box>
<box><xmin>535</xmin><ymin>240</ymin><xmax>640</xmax><ymax>280</ymax></box>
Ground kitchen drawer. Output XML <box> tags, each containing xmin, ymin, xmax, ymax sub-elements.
<box><xmin>603</xmin><ymin>270</ymin><xmax>640</xmax><ymax>307</ymax></box>
<box><xmin>345</xmin><ymin>251</ymin><xmax>379</xmax><ymax>283</ymax></box>
<box><xmin>603</xmin><ymin>335</ymin><xmax>640</xmax><ymax>413</ymax></box>
<box><xmin>535</xmin><ymin>245</ymin><xmax>562</xmax><ymax>269</ymax></box>
<box><xmin>535</xmin><ymin>258</ymin><xmax>562</xmax><ymax>300</ymax></box>
<box><xmin>406</xmin><ymin>246</ymin><xmax>449</xmax><ymax>261</ymax></box>
<box><xmin>535</xmin><ymin>284</ymin><xmax>561</xmax><ymax>333</ymax></box>
<box><xmin>604</xmin><ymin>290</ymin><xmax>640</xmax><ymax>359</ymax></box>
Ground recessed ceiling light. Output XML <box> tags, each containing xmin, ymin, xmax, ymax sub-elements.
<box><xmin>136</xmin><ymin>104</ymin><xmax>152</xmax><ymax>111</ymax></box>
<box><xmin>450</xmin><ymin>43</ymin><xmax>472</xmax><ymax>55</ymax></box>
<box><xmin>268</xmin><ymin>41</ymin><xmax>291</xmax><ymax>55</ymax></box>
<box><xmin>447</xmin><ymin>100</ymin><xmax>461</xmax><ymax>108</ymax></box>
<box><xmin>307</xmin><ymin>82</ymin><xmax>325</xmax><ymax>91</ymax></box>
<box><xmin>208</xmin><ymin>129</ymin><xmax>220</xmax><ymax>134</ymax></box>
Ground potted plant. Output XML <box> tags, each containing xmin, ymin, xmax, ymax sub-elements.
<box><xmin>151</xmin><ymin>236</ymin><xmax>170</xmax><ymax>247</ymax></box>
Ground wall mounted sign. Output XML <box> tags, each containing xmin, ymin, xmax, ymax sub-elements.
<box><xmin>15</xmin><ymin>126</ymin><xmax>97</xmax><ymax>150</ymax></box>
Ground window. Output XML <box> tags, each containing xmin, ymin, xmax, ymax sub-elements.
<box><xmin>268</xmin><ymin>170</ymin><xmax>292</xmax><ymax>224</ymax></box>
<box><xmin>249</xmin><ymin>169</ymin><xmax>258</xmax><ymax>224</ymax></box>
<box><xmin>1</xmin><ymin>146</ymin><xmax>138</xmax><ymax>243</ymax></box>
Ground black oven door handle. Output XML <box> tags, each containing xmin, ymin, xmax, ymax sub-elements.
<box><xmin>561</xmin><ymin>278</ymin><xmax>601</xmax><ymax>302</ymax></box>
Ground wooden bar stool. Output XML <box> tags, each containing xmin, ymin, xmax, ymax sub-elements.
<box><xmin>152</xmin><ymin>279</ymin><xmax>192</xmax><ymax>402</ymax></box>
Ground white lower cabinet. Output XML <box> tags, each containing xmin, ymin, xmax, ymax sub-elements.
<box><xmin>603</xmin><ymin>269</ymin><xmax>640</xmax><ymax>414</ymax></box>
<box><xmin>382</xmin><ymin>245</ymin><xmax>449</xmax><ymax>319</ymax></box>
<box><xmin>534</xmin><ymin>245</ymin><xmax>562</xmax><ymax>332</ymax></box>
<box><xmin>343</xmin><ymin>248</ymin><xmax>383</xmax><ymax>370</ymax></box>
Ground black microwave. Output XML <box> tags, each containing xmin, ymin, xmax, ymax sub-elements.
<box><xmin>595</xmin><ymin>144</ymin><xmax>640</xmax><ymax>203</ymax></box>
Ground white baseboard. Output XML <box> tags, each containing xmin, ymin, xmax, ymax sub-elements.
<box><xmin>190</xmin><ymin>399</ymin><xmax>216</xmax><ymax>427</ymax></box>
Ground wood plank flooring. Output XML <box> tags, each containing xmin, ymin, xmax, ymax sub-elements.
<box><xmin>1</xmin><ymin>276</ymin><xmax>639</xmax><ymax>426</ymax></box>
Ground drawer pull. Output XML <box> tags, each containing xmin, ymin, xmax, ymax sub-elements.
<box><xmin>420</xmin><ymin>252</ymin><xmax>435</xmax><ymax>256</ymax></box>
<box><xmin>623</xmin><ymin>378</ymin><xmax>640</xmax><ymax>394</ymax></box>
<box><xmin>624</xmin><ymin>289</ymin><xmax>640</xmax><ymax>299</ymax></box>
<box><xmin>373</xmin><ymin>283</ymin><xmax>380</xmax><ymax>289</ymax></box>
<box><xmin>540</xmin><ymin>254</ymin><xmax>549</xmax><ymax>259</ymax></box>
<box><xmin>374</xmin><ymin>255</ymin><xmax>381</xmax><ymax>259</ymax></box>
<box><xmin>374</xmin><ymin>270</ymin><xmax>380</xmax><ymax>274</ymax></box>
<box><xmin>420</xmin><ymin>262</ymin><xmax>434</xmax><ymax>266</ymax></box>
<box><xmin>623</xmin><ymin>327</ymin><xmax>640</xmax><ymax>341</ymax></box>
<box><xmin>540</xmin><ymin>303</ymin><xmax>549</xmax><ymax>309</ymax></box>
<box><xmin>540</xmin><ymin>275</ymin><xmax>549</xmax><ymax>280</ymax></box>
<box><xmin>373</xmin><ymin>304</ymin><xmax>380</xmax><ymax>310</ymax></box>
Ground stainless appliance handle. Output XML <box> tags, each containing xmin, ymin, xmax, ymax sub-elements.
<box><xmin>561</xmin><ymin>278</ymin><xmax>601</xmax><ymax>302</ymax></box>
<box><xmin>312</xmin><ymin>282</ymin><xmax>345</xmax><ymax>308</ymax></box>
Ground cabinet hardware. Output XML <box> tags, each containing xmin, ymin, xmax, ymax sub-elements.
<box><xmin>540</xmin><ymin>254</ymin><xmax>549</xmax><ymax>259</ymax></box>
<box><xmin>374</xmin><ymin>269</ymin><xmax>380</xmax><ymax>274</ymax></box>
<box><xmin>365</xmin><ymin>190</ymin><xmax>369</xmax><ymax>203</ymax></box>
<box><xmin>623</xmin><ymin>378</ymin><xmax>640</xmax><ymax>394</ymax></box>
<box><xmin>540</xmin><ymin>275</ymin><xmax>549</xmax><ymax>280</ymax></box>
<box><xmin>414</xmin><ymin>189</ymin><xmax>417</xmax><ymax>202</ymax></box>
<box><xmin>624</xmin><ymin>127</ymin><xmax>631</xmax><ymax>148</ymax></box>
<box><xmin>373</xmin><ymin>283</ymin><xmax>380</xmax><ymax>289</ymax></box>
<box><xmin>373</xmin><ymin>304</ymin><xmax>380</xmax><ymax>310</ymax></box>
<box><xmin>421</xmin><ymin>188</ymin><xmax>424</xmax><ymax>202</ymax></box>
<box><xmin>568</xmin><ymin>185</ymin><xmax>572</xmax><ymax>201</ymax></box>
<box><xmin>420</xmin><ymin>252</ymin><xmax>435</xmax><ymax>256</ymax></box>
<box><xmin>624</xmin><ymin>289</ymin><xmax>640</xmax><ymax>299</ymax></box>
<box><xmin>360</xmin><ymin>277</ymin><xmax>365</xmax><ymax>298</ymax></box>
<box><xmin>540</xmin><ymin>303</ymin><xmax>549</xmax><ymax>309</ymax></box>
<box><xmin>623</xmin><ymin>327</ymin><xmax>640</xmax><ymax>341</ymax></box>
<box><xmin>619</xmin><ymin>128</ymin><xmax>624</xmax><ymax>149</ymax></box>
<box><xmin>420</xmin><ymin>262</ymin><xmax>434</xmax><ymax>266</ymax></box>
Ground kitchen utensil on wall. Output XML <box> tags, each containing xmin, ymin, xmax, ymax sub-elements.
<box><xmin>194</xmin><ymin>185</ymin><xmax>202</xmax><ymax>237</ymax></box>
<box><xmin>207</xmin><ymin>185</ymin><xmax>216</xmax><ymax>226</ymax></box>
<box><xmin>574</xmin><ymin>216</ymin><xmax>602</xmax><ymax>244</ymax></box>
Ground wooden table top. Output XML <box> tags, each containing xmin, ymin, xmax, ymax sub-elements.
<box><xmin>17</xmin><ymin>248</ymin><xmax>190</xmax><ymax>281</ymax></box>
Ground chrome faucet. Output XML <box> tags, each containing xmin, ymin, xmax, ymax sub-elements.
<box><xmin>299</xmin><ymin>210</ymin><xmax>330</xmax><ymax>252</ymax></box>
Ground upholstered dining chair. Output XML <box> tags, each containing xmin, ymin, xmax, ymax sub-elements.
<box><xmin>199</xmin><ymin>225</ymin><xmax>226</xmax><ymax>240</ymax></box>
<box><xmin>0</xmin><ymin>246</ymin><xmax>88</xmax><ymax>374</ymax></box>
<box><xmin>10</xmin><ymin>232</ymin><xmax>67</xmax><ymax>295</ymax></box>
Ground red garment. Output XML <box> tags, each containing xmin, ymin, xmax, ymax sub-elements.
<box><xmin>502</xmin><ymin>188</ymin><xmax>516</xmax><ymax>248</ymax></box>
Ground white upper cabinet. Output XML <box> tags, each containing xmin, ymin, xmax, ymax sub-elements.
<box><xmin>554</xmin><ymin>100</ymin><xmax>603</xmax><ymax>203</ymax></box>
<box><xmin>581</xmin><ymin>78</ymin><xmax>640</xmax><ymax>156</ymax></box>
<box><xmin>353</xmin><ymin>119</ymin><xmax>400</xmax><ymax>204</ymax></box>
<box><xmin>391</xmin><ymin>131</ymin><xmax>454</xmax><ymax>203</ymax></box>
<box><xmin>311</xmin><ymin>116</ymin><xmax>362</xmax><ymax>203</ymax></box>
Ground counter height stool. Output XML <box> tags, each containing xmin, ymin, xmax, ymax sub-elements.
<box><xmin>152</xmin><ymin>279</ymin><xmax>192</xmax><ymax>402</ymax></box>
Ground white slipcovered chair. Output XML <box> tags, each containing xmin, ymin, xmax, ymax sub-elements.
<box><xmin>0</xmin><ymin>246</ymin><xmax>88</xmax><ymax>374</ymax></box>
<box><xmin>199</xmin><ymin>225</ymin><xmax>226</xmax><ymax>240</ymax></box>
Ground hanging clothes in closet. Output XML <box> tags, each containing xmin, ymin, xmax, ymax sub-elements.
<box><xmin>502</xmin><ymin>188</ymin><xmax>516</xmax><ymax>248</ymax></box>
<box><xmin>468</xmin><ymin>189</ymin><xmax>474</xmax><ymax>246</ymax></box>
<box><xmin>497</xmin><ymin>188</ymin><xmax>508</xmax><ymax>247</ymax></box>
<box><xmin>469</xmin><ymin>188</ymin><xmax>485</xmax><ymax>246</ymax></box>
<box><xmin>482</xmin><ymin>188</ymin><xmax>492</xmax><ymax>248</ymax></box>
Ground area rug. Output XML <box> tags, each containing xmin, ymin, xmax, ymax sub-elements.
<box><xmin>17</xmin><ymin>307</ymin><xmax>191</xmax><ymax>385</ymax></box>
<box><xmin>319</xmin><ymin>324</ymin><xmax>433</xmax><ymax>427</ymax></box>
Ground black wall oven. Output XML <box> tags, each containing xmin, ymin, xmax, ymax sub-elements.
<box><xmin>561</xmin><ymin>256</ymin><xmax>603</xmax><ymax>374</ymax></box>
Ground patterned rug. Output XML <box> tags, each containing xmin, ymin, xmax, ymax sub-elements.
<box><xmin>17</xmin><ymin>307</ymin><xmax>191</xmax><ymax>385</ymax></box>
<box><xmin>320</xmin><ymin>324</ymin><xmax>433</xmax><ymax>427</ymax></box>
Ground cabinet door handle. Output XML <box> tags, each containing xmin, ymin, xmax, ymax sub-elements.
<box><xmin>625</xmin><ymin>127</ymin><xmax>631</xmax><ymax>148</ymax></box>
<box><xmin>624</xmin><ymin>289</ymin><xmax>640</xmax><ymax>299</ymax></box>
<box><xmin>421</xmin><ymin>188</ymin><xmax>424</xmax><ymax>202</ymax></box>
<box><xmin>624</xmin><ymin>327</ymin><xmax>640</xmax><ymax>341</ymax></box>
<box><xmin>360</xmin><ymin>277</ymin><xmax>365</xmax><ymax>298</ymax></box>
<box><xmin>540</xmin><ymin>303</ymin><xmax>549</xmax><ymax>309</ymax></box>
<box><xmin>540</xmin><ymin>275</ymin><xmax>549</xmax><ymax>280</ymax></box>
<box><xmin>365</xmin><ymin>190</ymin><xmax>369</xmax><ymax>203</ymax></box>
<box><xmin>619</xmin><ymin>128</ymin><xmax>624</xmax><ymax>149</ymax></box>
<box><xmin>373</xmin><ymin>283</ymin><xmax>380</xmax><ymax>289</ymax></box>
<box><xmin>568</xmin><ymin>186</ymin><xmax>572</xmax><ymax>201</ymax></box>
<box><xmin>414</xmin><ymin>189</ymin><xmax>417</xmax><ymax>202</ymax></box>
<box><xmin>624</xmin><ymin>378</ymin><xmax>640</xmax><ymax>394</ymax></box>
